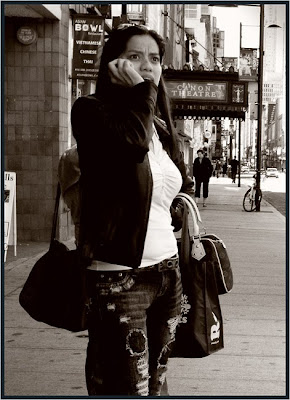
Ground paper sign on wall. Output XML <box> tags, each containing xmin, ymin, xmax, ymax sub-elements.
<box><xmin>4</xmin><ymin>171</ymin><xmax>17</xmax><ymax>262</ymax></box>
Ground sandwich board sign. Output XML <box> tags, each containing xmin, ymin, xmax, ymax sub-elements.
<box><xmin>4</xmin><ymin>172</ymin><xmax>17</xmax><ymax>262</ymax></box>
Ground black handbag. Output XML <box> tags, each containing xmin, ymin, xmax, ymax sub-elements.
<box><xmin>19</xmin><ymin>184</ymin><xmax>88</xmax><ymax>332</ymax></box>
<box><xmin>176</xmin><ymin>193</ymin><xmax>233</xmax><ymax>295</ymax></box>
<box><xmin>171</xmin><ymin>194</ymin><xmax>224</xmax><ymax>358</ymax></box>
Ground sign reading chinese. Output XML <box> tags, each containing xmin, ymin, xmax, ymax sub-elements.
<box><xmin>165</xmin><ymin>81</ymin><xmax>228</xmax><ymax>102</ymax></box>
<box><xmin>72</xmin><ymin>15</ymin><xmax>105</xmax><ymax>80</ymax></box>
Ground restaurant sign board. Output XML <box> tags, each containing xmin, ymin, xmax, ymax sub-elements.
<box><xmin>72</xmin><ymin>15</ymin><xmax>105</xmax><ymax>80</ymax></box>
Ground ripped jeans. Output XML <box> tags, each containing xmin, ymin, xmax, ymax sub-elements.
<box><xmin>85</xmin><ymin>265</ymin><xmax>182</xmax><ymax>396</ymax></box>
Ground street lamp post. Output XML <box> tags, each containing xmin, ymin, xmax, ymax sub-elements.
<box><xmin>255</xmin><ymin>4</ymin><xmax>264</xmax><ymax>211</ymax></box>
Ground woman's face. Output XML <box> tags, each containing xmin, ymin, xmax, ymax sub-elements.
<box><xmin>119</xmin><ymin>34</ymin><xmax>162</xmax><ymax>86</ymax></box>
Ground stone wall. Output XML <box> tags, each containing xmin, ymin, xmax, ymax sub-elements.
<box><xmin>4</xmin><ymin>9</ymin><xmax>71</xmax><ymax>241</ymax></box>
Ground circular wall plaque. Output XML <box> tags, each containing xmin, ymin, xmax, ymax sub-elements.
<box><xmin>16</xmin><ymin>26</ymin><xmax>37</xmax><ymax>45</ymax></box>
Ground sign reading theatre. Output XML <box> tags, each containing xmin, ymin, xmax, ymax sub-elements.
<box><xmin>72</xmin><ymin>15</ymin><xmax>105</xmax><ymax>80</ymax></box>
<box><xmin>165</xmin><ymin>81</ymin><xmax>228</xmax><ymax>102</ymax></box>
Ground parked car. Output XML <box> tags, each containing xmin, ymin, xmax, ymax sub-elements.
<box><xmin>265</xmin><ymin>167</ymin><xmax>279</xmax><ymax>178</ymax></box>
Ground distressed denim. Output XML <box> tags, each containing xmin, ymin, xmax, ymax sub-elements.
<box><xmin>85</xmin><ymin>266</ymin><xmax>182</xmax><ymax>396</ymax></box>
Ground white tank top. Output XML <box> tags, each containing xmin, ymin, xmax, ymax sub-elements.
<box><xmin>140</xmin><ymin>125</ymin><xmax>182</xmax><ymax>267</ymax></box>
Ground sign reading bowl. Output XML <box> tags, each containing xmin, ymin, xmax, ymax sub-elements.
<box><xmin>72</xmin><ymin>15</ymin><xmax>105</xmax><ymax>80</ymax></box>
<box><xmin>165</xmin><ymin>81</ymin><xmax>228</xmax><ymax>102</ymax></box>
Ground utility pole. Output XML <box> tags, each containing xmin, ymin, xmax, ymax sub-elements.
<box><xmin>255</xmin><ymin>4</ymin><xmax>264</xmax><ymax>211</ymax></box>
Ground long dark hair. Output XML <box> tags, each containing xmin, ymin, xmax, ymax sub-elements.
<box><xmin>96</xmin><ymin>25</ymin><xmax>176</xmax><ymax>137</ymax></box>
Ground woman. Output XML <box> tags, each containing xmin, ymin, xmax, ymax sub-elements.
<box><xmin>192</xmin><ymin>149</ymin><xmax>213</xmax><ymax>207</ymax></box>
<box><xmin>71</xmin><ymin>25</ymin><xmax>194</xmax><ymax>396</ymax></box>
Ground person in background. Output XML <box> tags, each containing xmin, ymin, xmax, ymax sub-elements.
<box><xmin>192</xmin><ymin>149</ymin><xmax>213</xmax><ymax>207</ymax></box>
<box><xmin>71</xmin><ymin>24</ymin><xmax>194</xmax><ymax>396</ymax></box>
<box><xmin>215</xmin><ymin>160</ymin><xmax>221</xmax><ymax>178</ymax></box>
<box><xmin>222</xmin><ymin>161</ymin><xmax>228</xmax><ymax>177</ymax></box>
<box><xmin>230</xmin><ymin>156</ymin><xmax>239</xmax><ymax>183</ymax></box>
<box><xmin>58</xmin><ymin>144</ymin><xmax>81</xmax><ymax>245</ymax></box>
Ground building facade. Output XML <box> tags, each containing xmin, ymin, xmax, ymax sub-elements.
<box><xmin>4</xmin><ymin>3</ymin><xmax>190</xmax><ymax>242</ymax></box>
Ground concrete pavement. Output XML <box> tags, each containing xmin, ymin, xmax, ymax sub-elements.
<box><xmin>3</xmin><ymin>177</ymin><xmax>287</xmax><ymax>397</ymax></box>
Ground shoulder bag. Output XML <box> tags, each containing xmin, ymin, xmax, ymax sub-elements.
<box><xmin>19</xmin><ymin>184</ymin><xmax>88</xmax><ymax>332</ymax></box>
<box><xmin>171</xmin><ymin>193</ymin><xmax>229</xmax><ymax>358</ymax></box>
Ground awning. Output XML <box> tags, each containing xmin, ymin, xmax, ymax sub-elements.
<box><xmin>164</xmin><ymin>69</ymin><xmax>248</xmax><ymax>120</ymax></box>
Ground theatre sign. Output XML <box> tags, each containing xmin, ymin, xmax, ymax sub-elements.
<box><xmin>163</xmin><ymin>70</ymin><xmax>248</xmax><ymax>120</ymax></box>
<box><xmin>166</xmin><ymin>81</ymin><xmax>227</xmax><ymax>101</ymax></box>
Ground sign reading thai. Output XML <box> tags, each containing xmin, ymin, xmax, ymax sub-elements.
<box><xmin>165</xmin><ymin>81</ymin><xmax>228</xmax><ymax>102</ymax></box>
<box><xmin>72</xmin><ymin>15</ymin><xmax>105</xmax><ymax>80</ymax></box>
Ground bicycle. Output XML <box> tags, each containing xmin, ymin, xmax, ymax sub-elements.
<box><xmin>243</xmin><ymin>173</ymin><xmax>262</xmax><ymax>212</ymax></box>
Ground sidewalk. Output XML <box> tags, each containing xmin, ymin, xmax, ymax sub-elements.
<box><xmin>3</xmin><ymin>177</ymin><xmax>287</xmax><ymax>397</ymax></box>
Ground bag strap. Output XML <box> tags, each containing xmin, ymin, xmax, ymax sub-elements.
<box><xmin>179</xmin><ymin>200</ymin><xmax>191</xmax><ymax>265</ymax></box>
<box><xmin>176</xmin><ymin>193</ymin><xmax>205</xmax><ymax>237</ymax></box>
<box><xmin>50</xmin><ymin>183</ymin><xmax>61</xmax><ymax>250</ymax></box>
<box><xmin>178</xmin><ymin>196</ymin><xmax>206</xmax><ymax>261</ymax></box>
<box><xmin>176</xmin><ymin>192</ymin><xmax>202</xmax><ymax>223</ymax></box>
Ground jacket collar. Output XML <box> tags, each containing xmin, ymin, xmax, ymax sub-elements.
<box><xmin>154</xmin><ymin>116</ymin><xmax>170</xmax><ymax>139</ymax></box>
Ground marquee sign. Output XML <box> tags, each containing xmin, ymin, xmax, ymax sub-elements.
<box><xmin>166</xmin><ymin>81</ymin><xmax>228</xmax><ymax>102</ymax></box>
<box><xmin>163</xmin><ymin>70</ymin><xmax>248</xmax><ymax>119</ymax></box>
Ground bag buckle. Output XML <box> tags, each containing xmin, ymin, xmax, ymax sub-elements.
<box><xmin>191</xmin><ymin>236</ymin><xmax>206</xmax><ymax>261</ymax></box>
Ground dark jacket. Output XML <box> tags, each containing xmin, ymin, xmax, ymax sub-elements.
<box><xmin>230</xmin><ymin>158</ymin><xmax>239</xmax><ymax>173</ymax></box>
<box><xmin>193</xmin><ymin>156</ymin><xmax>213</xmax><ymax>181</ymax></box>
<box><xmin>71</xmin><ymin>81</ymin><xmax>194</xmax><ymax>268</ymax></box>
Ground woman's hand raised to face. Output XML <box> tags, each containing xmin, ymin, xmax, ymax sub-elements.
<box><xmin>108</xmin><ymin>58</ymin><xmax>144</xmax><ymax>87</ymax></box>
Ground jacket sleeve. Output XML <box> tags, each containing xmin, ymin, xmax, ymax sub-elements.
<box><xmin>71</xmin><ymin>81</ymin><xmax>158</xmax><ymax>163</ymax></box>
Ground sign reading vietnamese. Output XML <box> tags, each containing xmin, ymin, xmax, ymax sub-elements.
<box><xmin>72</xmin><ymin>15</ymin><xmax>105</xmax><ymax>80</ymax></box>
<box><xmin>165</xmin><ymin>81</ymin><xmax>228</xmax><ymax>102</ymax></box>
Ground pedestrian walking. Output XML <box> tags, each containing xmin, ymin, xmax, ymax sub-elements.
<box><xmin>215</xmin><ymin>160</ymin><xmax>221</xmax><ymax>178</ymax></box>
<box><xmin>192</xmin><ymin>149</ymin><xmax>213</xmax><ymax>207</ymax></box>
<box><xmin>71</xmin><ymin>24</ymin><xmax>194</xmax><ymax>396</ymax></box>
<box><xmin>230</xmin><ymin>156</ymin><xmax>239</xmax><ymax>183</ymax></box>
